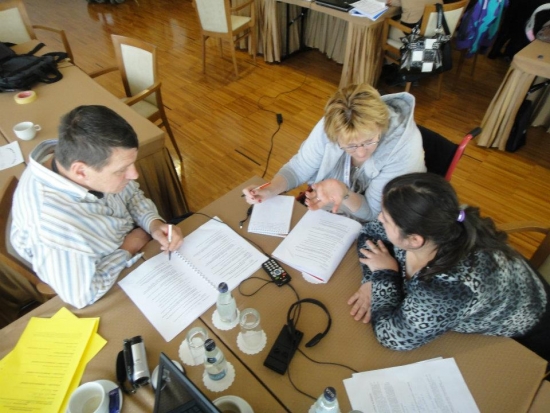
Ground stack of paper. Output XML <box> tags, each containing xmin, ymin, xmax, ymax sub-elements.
<box><xmin>0</xmin><ymin>308</ymin><xmax>106</xmax><ymax>412</ymax></box>
<box><xmin>120</xmin><ymin>217</ymin><xmax>268</xmax><ymax>342</ymax></box>
<box><xmin>344</xmin><ymin>358</ymin><xmax>480</xmax><ymax>412</ymax></box>
<box><xmin>272</xmin><ymin>209</ymin><xmax>362</xmax><ymax>283</ymax></box>
<box><xmin>248</xmin><ymin>195</ymin><xmax>294</xmax><ymax>237</ymax></box>
<box><xmin>349</xmin><ymin>0</ymin><xmax>388</xmax><ymax>20</ymax></box>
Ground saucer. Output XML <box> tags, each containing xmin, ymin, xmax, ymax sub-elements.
<box><xmin>213</xmin><ymin>395</ymin><xmax>254</xmax><ymax>413</ymax></box>
<box><xmin>96</xmin><ymin>380</ymin><xmax>122</xmax><ymax>413</ymax></box>
<box><xmin>151</xmin><ymin>360</ymin><xmax>184</xmax><ymax>390</ymax></box>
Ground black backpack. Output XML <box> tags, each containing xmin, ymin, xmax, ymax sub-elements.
<box><xmin>0</xmin><ymin>43</ymin><xmax>68</xmax><ymax>92</ymax></box>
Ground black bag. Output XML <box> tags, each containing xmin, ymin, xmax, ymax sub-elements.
<box><xmin>399</xmin><ymin>4</ymin><xmax>452</xmax><ymax>81</ymax></box>
<box><xmin>506</xmin><ymin>80</ymin><xmax>550</xmax><ymax>152</ymax></box>
<box><xmin>0</xmin><ymin>43</ymin><xmax>68</xmax><ymax>92</ymax></box>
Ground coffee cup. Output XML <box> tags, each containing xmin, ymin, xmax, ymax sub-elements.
<box><xmin>67</xmin><ymin>382</ymin><xmax>109</xmax><ymax>413</ymax></box>
<box><xmin>213</xmin><ymin>395</ymin><xmax>254</xmax><ymax>413</ymax></box>
<box><xmin>13</xmin><ymin>121</ymin><xmax>41</xmax><ymax>141</ymax></box>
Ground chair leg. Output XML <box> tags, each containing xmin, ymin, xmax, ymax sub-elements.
<box><xmin>250</xmin><ymin>30</ymin><xmax>256</xmax><ymax>64</ymax></box>
<box><xmin>405</xmin><ymin>82</ymin><xmax>412</xmax><ymax>93</ymax></box>
<box><xmin>160</xmin><ymin>111</ymin><xmax>183</xmax><ymax>168</ymax></box>
<box><xmin>455</xmin><ymin>49</ymin><xmax>466</xmax><ymax>86</ymax></box>
<box><xmin>202</xmin><ymin>36</ymin><xmax>206</xmax><ymax>73</ymax></box>
<box><xmin>218</xmin><ymin>39</ymin><xmax>224</xmax><ymax>58</ymax></box>
<box><xmin>230</xmin><ymin>44</ymin><xmax>239</xmax><ymax>78</ymax></box>
<box><xmin>436</xmin><ymin>73</ymin><xmax>443</xmax><ymax>100</ymax></box>
<box><xmin>470</xmin><ymin>52</ymin><xmax>478</xmax><ymax>78</ymax></box>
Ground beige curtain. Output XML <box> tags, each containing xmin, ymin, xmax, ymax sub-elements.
<box><xmin>341</xmin><ymin>20</ymin><xmax>385</xmax><ymax>87</ymax></box>
<box><xmin>135</xmin><ymin>148</ymin><xmax>190</xmax><ymax>220</ymax></box>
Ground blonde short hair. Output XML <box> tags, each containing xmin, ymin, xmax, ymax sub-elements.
<box><xmin>323</xmin><ymin>83</ymin><xmax>389</xmax><ymax>145</ymax></box>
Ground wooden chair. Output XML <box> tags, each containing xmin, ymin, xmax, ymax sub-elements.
<box><xmin>499</xmin><ymin>222</ymin><xmax>550</xmax><ymax>284</ymax></box>
<box><xmin>192</xmin><ymin>0</ymin><xmax>256</xmax><ymax>78</ymax></box>
<box><xmin>89</xmin><ymin>34</ymin><xmax>183</xmax><ymax>168</ymax></box>
<box><xmin>420</xmin><ymin>126</ymin><xmax>481</xmax><ymax>181</ymax></box>
<box><xmin>0</xmin><ymin>0</ymin><xmax>74</xmax><ymax>64</ymax></box>
<box><xmin>0</xmin><ymin>177</ymin><xmax>56</xmax><ymax>298</ymax></box>
<box><xmin>380</xmin><ymin>0</ymin><xmax>468</xmax><ymax>98</ymax></box>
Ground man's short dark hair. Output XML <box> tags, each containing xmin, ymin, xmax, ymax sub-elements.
<box><xmin>55</xmin><ymin>105</ymin><xmax>139</xmax><ymax>170</ymax></box>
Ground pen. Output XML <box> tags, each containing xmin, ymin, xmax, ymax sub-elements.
<box><xmin>241</xmin><ymin>182</ymin><xmax>271</xmax><ymax>197</ymax></box>
<box><xmin>168</xmin><ymin>224</ymin><xmax>173</xmax><ymax>261</ymax></box>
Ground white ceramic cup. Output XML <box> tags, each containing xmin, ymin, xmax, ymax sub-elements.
<box><xmin>67</xmin><ymin>382</ymin><xmax>108</xmax><ymax>413</ymax></box>
<box><xmin>214</xmin><ymin>395</ymin><xmax>254</xmax><ymax>413</ymax></box>
<box><xmin>239</xmin><ymin>308</ymin><xmax>263</xmax><ymax>350</ymax></box>
<box><xmin>13</xmin><ymin>121</ymin><xmax>41</xmax><ymax>141</ymax></box>
<box><xmin>186</xmin><ymin>326</ymin><xmax>208</xmax><ymax>365</ymax></box>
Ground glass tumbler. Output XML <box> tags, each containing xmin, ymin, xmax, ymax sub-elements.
<box><xmin>186</xmin><ymin>326</ymin><xmax>208</xmax><ymax>365</ymax></box>
<box><xmin>239</xmin><ymin>308</ymin><xmax>263</xmax><ymax>350</ymax></box>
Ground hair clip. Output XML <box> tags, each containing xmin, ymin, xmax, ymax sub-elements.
<box><xmin>457</xmin><ymin>210</ymin><xmax>466</xmax><ymax>223</ymax></box>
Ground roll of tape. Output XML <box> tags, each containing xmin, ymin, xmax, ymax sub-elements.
<box><xmin>14</xmin><ymin>90</ymin><xmax>37</xmax><ymax>104</ymax></box>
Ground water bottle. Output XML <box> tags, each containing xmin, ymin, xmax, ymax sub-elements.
<box><xmin>204</xmin><ymin>338</ymin><xmax>227</xmax><ymax>381</ymax></box>
<box><xmin>313</xmin><ymin>387</ymin><xmax>340</xmax><ymax>413</ymax></box>
<box><xmin>216</xmin><ymin>282</ymin><xmax>237</xmax><ymax>323</ymax></box>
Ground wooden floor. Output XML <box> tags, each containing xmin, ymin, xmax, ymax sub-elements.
<box><xmin>21</xmin><ymin>0</ymin><xmax>550</xmax><ymax>258</ymax></box>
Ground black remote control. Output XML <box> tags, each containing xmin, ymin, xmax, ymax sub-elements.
<box><xmin>262</xmin><ymin>258</ymin><xmax>291</xmax><ymax>286</ymax></box>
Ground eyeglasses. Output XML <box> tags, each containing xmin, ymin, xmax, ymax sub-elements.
<box><xmin>339</xmin><ymin>140</ymin><xmax>379</xmax><ymax>153</ymax></box>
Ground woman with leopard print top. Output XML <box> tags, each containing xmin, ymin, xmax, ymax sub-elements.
<box><xmin>348</xmin><ymin>172</ymin><xmax>550</xmax><ymax>361</ymax></box>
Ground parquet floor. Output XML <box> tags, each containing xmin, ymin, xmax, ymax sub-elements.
<box><xmin>18</xmin><ymin>0</ymin><xmax>550</xmax><ymax>258</ymax></box>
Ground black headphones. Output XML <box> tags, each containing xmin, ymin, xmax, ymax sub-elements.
<box><xmin>286</xmin><ymin>298</ymin><xmax>332</xmax><ymax>348</ymax></box>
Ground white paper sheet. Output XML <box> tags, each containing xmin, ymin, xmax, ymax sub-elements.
<box><xmin>272</xmin><ymin>209</ymin><xmax>362</xmax><ymax>282</ymax></box>
<box><xmin>344</xmin><ymin>358</ymin><xmax>480</xmax><ymax>413</ymax></box>
<box><xmin>0</xmin><ymin>141</ymin><xmax>24</xmax><ymax>170</ymax></box>
<box><xmin>119</xmin><ymin>218</ymin><xmax>267</xmax><ymax>341</ymax></box>
<box><xmin>248</xmin><ymin>195</ymin><xmax>294</xmax><ymax>236</ymax></box>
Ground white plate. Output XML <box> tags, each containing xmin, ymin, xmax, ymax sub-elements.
<box><xmin>95</xmin><ymin>380</ymin><xmax>123</xmax><ymax>413</ymax></box>
<box><xmin>151</xmin><ymin>360</ymin><xmax>184</xmax><ymax>390</ymax></box>
<box><xmin>213</xmin><ymin>395</ymin><xmax>254</xmax><ymax>413</ymax></box>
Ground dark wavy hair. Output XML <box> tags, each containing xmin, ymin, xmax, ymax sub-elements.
<box><xmin>56</xmin><ymin>105</ymin><xmax>138</xmax><ymax>170</ymax></box>
<box><xmin>383</xmin><ymin>173</ymin><xmax>518</xmax><ymax>279</ymax></box>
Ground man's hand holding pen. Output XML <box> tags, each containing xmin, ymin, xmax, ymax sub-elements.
<box><xmin>150</xmin><ymin>220</ymin><xmax>183</xmax><ymax>257</ymax></box>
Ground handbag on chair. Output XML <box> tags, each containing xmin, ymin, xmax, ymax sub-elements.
<box><xmin>399</xmin><ymin>4</ymin><xmax>452</xmax><ymax>81</ymax></box>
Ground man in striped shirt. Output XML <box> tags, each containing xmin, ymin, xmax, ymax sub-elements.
<box><xmin>10</xmin><ymin>105</ymin><xmax>183</xmax><ymax>309</ymax></box>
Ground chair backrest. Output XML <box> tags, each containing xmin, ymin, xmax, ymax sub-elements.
<box><xmin>194</xmin><ymin>0</ymin><xmax>232</xmax><ymax>34</ymax></box>
<box><xmin>0</xmin><ymin>0</ymin><xmax>35</xmax><ymax>44</ymax></box>
<box><xmin>419</xmin><ymin>125</ymin><xmax>458</xmax><ymax>179</ymax></box>
<box><xmin>420</xmin><ymin>126</ymin><xmax>480</xmax><ymax>181</ymax></box>
<box><xmin>111</xmin><ymin>34</ymin><xmax>157</xmax><ymax>107</ymax></box>
<box><xmin>420</xmin><ymin>0</ymin><xmax>469</xmax><ymax>37</ymax></box>
<box><xmin>499</xmin><ymin>222</ymin><xmax>550</xmax><ymax>284</ymax></box>
<box><xmin>0</xmin><ymin>177</ymin><xmax>56</xmax><ymax>297</ymax></box>
<box><xmin>444</xmin><ymin>127</ymin><xmax>481</xmax><ymax>180</ymax></box>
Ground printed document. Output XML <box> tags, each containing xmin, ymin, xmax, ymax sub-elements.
<box><xmin>349</xmin><ymin>0</ymin><xmax>388</xmax><ymax>20</ymax></box>
<box><xmin>119</xmin><ymin>218</ymin><xmax>267</xmax><ymax>341</ymax></box>
<box><xmin>344</xmin><ymin>358</ymin><xmax>480</xmax><ymax>412</ymax></box>
<box><xmin>248</xmin><ymin>195</ymin><xmax>294</xmax><ymax>237</ymax></box>
<box><xmin>272</xmin><ymin>209</ymin><xmax>362</xmax><ymax>283</ymax></box>
<box><xmin>0</xmin><ymin>310</ymin><xmax>103</xmax><ymax>413</ymax></box>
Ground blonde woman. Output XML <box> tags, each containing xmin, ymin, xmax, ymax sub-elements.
<box><xmin>242</xmin><ymin>84</ymin><xmax>426</xmax><ymax>222</ymax></box>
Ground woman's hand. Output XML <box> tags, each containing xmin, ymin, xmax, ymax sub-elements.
<box><xmin>359</xmin><ymin>240</ymin><xmax>398</xmax><ymax>272</ymax></box>
<box><xmin>242</xmin><ymin>184</ymin><xmax>275</xmax><ymax>204</ymax></box>
<box><xmin>305</xmin><ymin>179</ymin><xmax>349</xmax><ymax>213</ymax></box>
<box><xmin>348</xmin><ymin>282</ymin><xmax>373</xmax><ymax>323</ymax></box>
